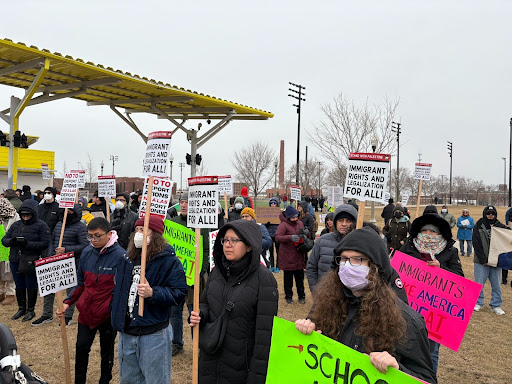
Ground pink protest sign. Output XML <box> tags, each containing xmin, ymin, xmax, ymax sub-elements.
<box><xmin>391</xmin><ymin>251</ymin><xmax>482</xmax><ymax>351</ymax></box>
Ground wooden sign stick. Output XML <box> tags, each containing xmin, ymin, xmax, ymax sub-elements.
<box><xmin>224</xmin><ymin>192</ymin><xmax>229</xmax><ymax>219</ymax></box>
<box><xmin>106</xmin><ymin>196</ymin><xmax>111</xmax><ymax>223</ymax></box>
<box><xmin>138</xmin><ymin>176</ymin><xmax>154</xmax><ymax>317</ymax></box>
<box><xmin>356</xmin><ymin>201</ymin><xmax>366</xmax><ymax>229</ymax></box>
<box><xmin>56</xmin><ymin>209</ymin><xmax>71</xmax><ymax>384</ymax></box>
<box><xmin>415</xmin><ymin>179</ymin><xmax>424</xmax><ymax>220</ymax></box>
<box><xmin>192</xmin><ymin>227</ymin><xmax>201</xmax><ymax>384</ymax></box>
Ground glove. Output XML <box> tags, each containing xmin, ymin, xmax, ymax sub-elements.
<box><xmin>291</xmin><ymin>235</ymin><xmax>300</xmax><ymax>243</ymax></box>
<box><xmin>266</xmin><ymin>221</ymin><xmax>271</xmax><ymax>227</ymax></box>
<box><xmin>16</xmin><ymin>237</ymin><xmax>27</xmax><ymax>248</ymax></box>
<box><xmin>303</xmin><ymin>228</ymin><xmax>310</xmax><ymax>236</ymax></box>
<box><xmin>462</xmin><ymin>225</ymin><xmax>467</xmax><ymax>229</ymax></box>
<box><xmin>9</xmin><ymin>238</ymin><xmax>17</xmax><ymax>246</ymax></box>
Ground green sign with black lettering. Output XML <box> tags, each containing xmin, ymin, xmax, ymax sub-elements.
<box><xmin>266</xmin><ymin>317</ymin><xmax>423</xmax><ymax>384</ymax></box>
<box><xmin>0</xmin><ymin>225</ymin><xmax>9</xmax><ymax>262</ymax></box>
<box><xmin>163</xmin><ymin>220</ymin><xmax>202</xmax><ymax>286</ymax></box>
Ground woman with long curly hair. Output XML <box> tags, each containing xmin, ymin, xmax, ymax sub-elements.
<box><xmin>296</xmin><ymin>226</ymin><xmax>437</xmax><ymax>384</ymax></box>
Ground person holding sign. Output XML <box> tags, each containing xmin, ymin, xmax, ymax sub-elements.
<box><xmin>382</xmin><ymin>206</ymin><xmax>411</xmax><ymax>252</ymax></box>
<box><xmin>399</xmin><ymin>212</ymin><xmax>463</xmax><ymax>373</ymax></box>
<box><xmin>296</xmin><ymin>227</ymin><xmax>436</xmax><ymax>384</ymax></box>
<box><xmin>111</xmin><ymin>216</ymin><xmax>187</xmax><ymax>384</ymax></box>
<box><xmin>456</xmin><ymin>209</ymin><xmax>475</xmax><ymax>258</ymax></box>
<box><xmin>320</xmin><ymin>212</ymin><xmax>334</xmax><ymax>235</ymax></box>
<box><xmin>2</xmin><ymin>200</ymin><xmax>50</xmax><ymax>322</ymax></box>
<box><xmin>0</xmin><ymin>198</ymin><xmax>19</xmax><ymax>306</ymax></box>
<box><xmin>241</xmin><ymin>207</ymin><xmax>272</xmax><ymax>254</ymax></box>
<box><xmin>265</xmin><ymin>197</ymin><xmax>282</xmax><ymax>272</ymax></box>
<box><xmin>58</xmin><ymin>218</ymin><xmax>125</xmax><ymax>384</ymax></box>
<box><xmin>189</xmin><ymin>219</ymin><xmax>278</xmax><ymax>384</ymax></box>
<box><xmin>90</xmin><ymin>191</ymin><xmax>108</xmax><ymax>217</ymax></box>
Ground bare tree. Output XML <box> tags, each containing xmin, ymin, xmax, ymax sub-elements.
<box><xmin>85</xmin><ymin>154</ymin><xmax>97</xmax><ymax>184</ymax></box>
<box><xmin>308</xmin><ymin>93</ymin><xmax>400</xmax><ymax>173</ymax></box>
<box><xmin>327</xmin><ymin>165</ymin><xmax>347</xmax><ymax>188</ymax></box>
<box><xmin>285</xmin><ymin>158</ymin><xmax>322</xmax><ymax>197</ymax></box>
<box><xmin>389</xmin><ymin>167</ymin><xmax>411</xmax><ymax>200</ymax></box>
<box><xmin>196</xmin><ymin>163</ymin><xmax>209</xmax><ymax>176</ymax></box>
<box><xmin>231</xmin><ymin>142</ymin><xmax>276</xmax><ymax>200</ymax></box>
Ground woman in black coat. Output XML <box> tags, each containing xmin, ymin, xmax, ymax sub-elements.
<box><xmin>189</xmin><ymin>219</ymin><xmax>279</xmax><ymax>384</ymax></box>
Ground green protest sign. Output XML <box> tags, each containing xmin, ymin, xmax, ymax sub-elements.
<box><xmin>266</xmin><ymin>317</ymin><xmax>423</xmax><ymax>384</ymax></box>
<box><xmin>163</xmin><ymin>220</ymin><xmax>202</xmax><ymax>286</ymax></box>
<box><xmin>0</xmin><ymin>225</ymin><xmax>9</xmax><ymax>262</ymax></box>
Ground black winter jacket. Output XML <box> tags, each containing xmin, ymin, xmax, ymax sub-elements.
<box><xmin>473</xmin><ymin>205</ymin><xmax>509</xmax><ymax>265</ymax></box>
<box><xmin>110</xmin><ymin>207</ymin><xmax>138</xmax><ymax>250</ymax></box>
<box><xmin>2</xmin><ymin>200</ymin><xmax>50</xmax><ymax>263</ymax></box>
<box><xmin>48</xmin><ymin>204</ymin><xmax>89</xmax><ymax>262</ymax></box>
<box><xmin>198</xmin><ymin>220</ymin><xmax>278</xmax><ymax>384</ymax></box>
<box><xmin>299</xmin><ymin>201</ymin><xmax>314</xmax><ymax>238</ymax></box>
<box><xmin>37</xmin><ymin>200</ymin><xmax>60</xmax><ymax>234</ymax></box>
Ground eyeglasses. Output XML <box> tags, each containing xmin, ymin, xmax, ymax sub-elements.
<box><xmin>87</xmin><ymin>232</ymin><xmax>108</xmax><ymax>241</ymax></box>
<box><xmin>335</xmin><ymin>256</ymin><xmax>369</xmax><ymax>266</ymax></box>
<box><xmin>220</xmin><ymin>237</ymin><xmax>243</xmax><ymax>246</ymax></box>
<box><xmin>486</xmin><ymin>212</ymin><xmax>496</xmax><ymax>216</ymax></box>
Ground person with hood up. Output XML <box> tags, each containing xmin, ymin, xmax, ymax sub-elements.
<box><xmin>32</xmin><ymin>204</ymin><xmax>89</xmax><ymax>326</ymax></box>
<box><xmin>265</xmin><ymin>197</ymin><xmax>281</xmax><ymax>272</ymax></box>
<box><xmin>111</xmin><ymin>216</ymin><xmax>187</xmax><ymax>384</ymax></box>
<box><xmin>381</xmin><ymin>198</ymin><xmax>395</xmax><ymax>224</ymax></box>
<box><xmin>399</xmin><ymin>212</ymin><xmax>463</xmax><ymax>373</ymax></box>
<box><xmin>110</xmin><ymin>192</ymin><xmax>138</xmax><ymax>250</ymax></box>
<box><xmin>0</xmin><ymin>198</ymin><xmax>19</xmax><ymax>306</ymax></box>
<box><xmin>4</xmin><ymin>189</ymin><xmax>22</xmax><ymax>212</ymax></box>
<box><xmin>439</xmin><ymin>205</ymin><xmax>456</xmax><ymax>228</ymax></box>
<box><xmin>1</xmin><ymin>199</ymin><xmax>50</xmax><ymax>322</ymax></box>
<box><xmin>423</xmin><ymin>205</ymin><xmax>438</xmax><ymax>215</ymax></box>
<box><xmin>78</xmin><ymin>197</ymin><xmax>95</xmax><ymax>225</ymax></box>
<box><xmin>296</xmin><ymin>227</ymin><xmax>436</xmax><ymax>384</ymax></box>
<box><xmin>382</xmin><ymin>205</ymin><xmax>411</xmax><ymax>252</ymax></box>
<box><xmin>275</xmin><ymin>205</ymin><xmax>306</xmax><ymax>304</ymax></box>
<box><xmin>319</xmin><ymin>212</ymin><xmax>334</xmax><ymax>236</ymax></box>
<box><xmin>228</xmin><ymin>196</ymin><xmax>245</xmax><ymax>222</ymax></box>
<box><xmin>298</xmin><ymin>201</ymin><xmax>314</xmax><ymax>239</ymax></box>
<box><xmin>57</xmin><ymin>217</ymin><xmax>126</xmax><ymax>384</ymax></box>
<box><xmin>240</xmin><ymin>186</ymin><xmax>253</xmax><ymax>208</ymax></box>
<box><xmin>189</xmin><ymin>219</ymin><xmax>278</xmax><ymax>384</ymax></box>
<box><xmin>19</xmin><ymin>185</ymin><xmax>33</xmax><ymax>202</ymax></box>
<box><xmin>129</xmin><ymin>193</ymin><xmax>140</xmax><ymax>214</ymax></box>
<box><xmin>37</xmin><ymin>186</ymin><xmax>60</xmax><ymax>235</ymax></box>
<box><xmin>472</xmin><ymin>205</ymin><xmax>508</xmax><ymax>315</ymax></box>
<box><xmin>307</xmin><ymin>204</ymin><xmax>357</xmax><ymax>292</ymax></box>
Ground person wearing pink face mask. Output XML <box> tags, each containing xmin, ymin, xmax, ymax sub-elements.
<box><xmin>295</xmin><ymin>227</ymin><xmax>437</xmax><ymax>384</ymax></box>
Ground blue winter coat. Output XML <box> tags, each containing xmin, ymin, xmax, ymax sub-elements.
<box><xmin>111</xmin><ymin>245</ymin><xmax>187</xmax><ymax>331</ymax></box>
<box><xmin>260</xmin><ymin>223</ymin><xmax>272</xmax><ymax>251</ymax></box>
<box><xmin>456</xmin><ymin>215</ymin><xmax>475</xmax><ymax>240</ymax></box>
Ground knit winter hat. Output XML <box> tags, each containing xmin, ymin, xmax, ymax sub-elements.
<box><xmin>284</xmin><ymin>205</ymin><xmax>299</xmax><ymax>219</ymax></box>
<box><xmin>420</xmin><ymin>224</ymin><xmax>440</xmax><ymax>234</ymax></box>
<box><xmin>234</xmin><ymin>196</ymin><xmax>245</xmax><ymax>205</ymax></box>
<box><xmin>134</xmin><ymin>216</ymin><xmax>165</xmax><ymax>235</ymax></box>
<box><xmin>241</xmin><ymin>207</ymin><xmax>256</xmax><ymax>220</ymax></box>
<box><xmin>44</xmin><ymin>186</ymin><xmax>57</xmax><ymax>197</ymax></box>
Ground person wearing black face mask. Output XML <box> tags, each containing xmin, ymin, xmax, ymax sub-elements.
<box><xmin>382</xmin><ymin>206</ymin><xmax>410</xmax><ymax>252</ymax></box>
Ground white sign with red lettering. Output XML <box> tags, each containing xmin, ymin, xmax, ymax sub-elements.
<box><xmin>218</xmin><ymin>175</ymin><xmax>233</xmax><ymax>195</ymax></box>
<box><xmin>414</xmin><ymin>163</ymin><xmax>432</xmax><ymax>181</ymax></box>
<box><xmin>35</xmin><ymin>252</ymin><xmax>77</xmax><ymax>297</ymax></box>
<box><xmin>187</xmin><ymin>176</ymin><xmax>219</xmax><ymax>228</ymax></box>
<box><xmin>59</xmin><ymin>172</ymin><xmax>79</xmax><ymax>208</ymax></box>
<box><xmin>289</xmin><ymin>185</ymin><xmax>301</xmax><ymax>201</ymax></box>
<box><xmin>70</xmin><ymin>169</ymin><xmax>86</xmax><ymax>188</ymax></box>
<box><xmin>143</xmin><ymin>131</ymin><xmax>173</xmax><ymax>177</ymax></box>
<box><xmin>41</xmin><ymin>163</ymin><xmax>51</xmax><ymax>180</ymax></box>
<box><xmin>344</xmin><ymin>153</ymin><xmax>391</xmax><ymax>203</ymax></box>
<box><xmin>98</xmin><ymin>176</ymin><xmax>116</xmax><ymax>198</ymax></box>
<box><xmin>139</xmin><ymin>178</ymin><xmax>173</xmax><ymax>220</ymax></box>
<box><xmin>209</xmin><ymin>230</ymin><xmax>219</xmax><ymax>272</ymax></box>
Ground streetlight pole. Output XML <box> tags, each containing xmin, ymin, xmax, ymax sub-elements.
<box><xmin>370</xmin><ymin>135</ymin><xmax>378</xmax><ymax>223</ymax></box>
<box><xmin>288</xmin><ymin>82</ymin><xmax>306</xmax><ymax>184</ymax></box>
<box><xmin>447</xmin><ymin>141</ymin><xmax>453</xmax><ymax>204</ymax></box>
<box><xmin>179</xmin><ymin>162</ymin><xmax>185</xmax><ymax>191</ymax></box>
<box><xmin>509</xmin><ymin>118</ymin><xmax>512</xmax><ymax>207</ymax></box>
<box><xmin>110</xmin><ymin>155</ymin><xmax>118</xmax><ymax>175</ymax></box>
<box><xmin>100</xmin><ymin>161</ymin><xmax>104</xmax><ymax>176</ymax></box>
<box><xmin>439</xmin><ymin>175</ymin><xmax>446</xmax><ymax>204</ymax></box>
<box><xmin>502</xmin><ymin>157</ymin><xmax>507</xmax><ymax>206</ymax></box>
<box><xmin>391</xmin><ymin>122</ymin><xmax>401</xmax><ymax>203</ymax></box>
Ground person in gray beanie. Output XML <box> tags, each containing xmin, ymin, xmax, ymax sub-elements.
<box><xmin>307</xmin><ymin>204</ymin><xmax>357</xmax><ymax>292</ymax></box>
<box><xmin>228</xmin><ymin>196</ymin><xmax>245</xmax><ymax>222</ymax></box>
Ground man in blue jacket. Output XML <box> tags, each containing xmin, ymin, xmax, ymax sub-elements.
<box><xmin>456</xmin><ymin>208</ymin><xmax>475</xmax><ymax>258</ymax></box>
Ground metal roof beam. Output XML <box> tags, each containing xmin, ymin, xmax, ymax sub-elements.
<box><xmin>0</xmin><ymin>112</ymin><xmax>8</xmax><ymax>124</ymax></box>
<box><xmin>28</xmin><ymin>89</ymin><xmax>85</xmax><ymax>106</ymax></box>
<box><xmin>157</xmin><ymin>114</ymin><xmax>267</xmax><ymax>120</ymax></box>
<box><xmin>0</xmin><ymin>57</ymin><xmax>46</xmax><ymax>76</ymax></box>
<box><xmin>123</xmin><ymin>107</ymin><xmax>235</xmax><ymax>114</ymax></box>
<box><xmin>87</xmin><ymin>96</ymin><xmax>193</xmax><ymax>106</ymax></box>
<box><xmin>197</xmin><ymin>114</ymin><xmax>234</xmax><ymax>149</ymax></box>
<box><xmin>38</xmin><ymin>77</ymin><xmax>121</xmax><ymax>93</ymax></box>
<box><xmin>150</xmin><ymin>104</ymin><xmax>191</xmax><ymax>135</ymax></box>
<box><xmin>110</xmin><ymin>106</ymin><xmax>148</xmax><ymax>143</ymax></box>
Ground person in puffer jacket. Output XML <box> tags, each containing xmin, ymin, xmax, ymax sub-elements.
<box><xmin>265</xmin><ymin>197</ymin><xmax>281</xmax><ymax>272</ymax></box>
<box><xmin>57</xmin><ymin>218</ymin><xmax>126</xmax><ymax>384</ymax></box>
<box><xmin>189</xmin><ymin>219</ymin><xmax>278</xmax><ymax>384</ymax></box>
<box><xmin>32</xmin><ymin>203</ymin><xmax>89</xmax><ymax>326</ymax></box>
<box><xmin>111</xmin><ymin>216</ymin><xmax>187</xmax><ymax>384</ymax></box>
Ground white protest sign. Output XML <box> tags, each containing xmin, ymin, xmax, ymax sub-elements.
<box><xmin>327</xmin><ymin>186</ymin><xmax>344</xmax><ymax>207</ymax></box>
<box><xmin>41</xmin><ymin>163</ymin><xmax>51</xmax><ymax>180</ymax></box>
<box><xmin>140</xmin><ymin>178</ymin><xmax>173</xmax><ymax>220</ymax></box>
<box><xmin>59</xmin><ymin>172</ymin><xmax>79</xmax><ymax>208</ymax></box>
<box><xmin>70</xmin><ymin>169</ymin><xmax>86</xmax><ymax>188</ymax></box>
<box><xmin>414</xmin><ymin>163</ymin><xmax>432</xmax><ymax>181</ymax></box>
<box><xmin>142</xmin><ymin>131</ymin><xmax>173</xmax><ymax>177</ymax></box>
<box><xmin>382</xmin><ymin>191</ymin><xmax>391</xmax><ymax>205</ymax></box>
<box><xmin>218</xmin><ymin>175</ymin><xmax>233</xmax><ymax>195</ymax></box>
<box><xmin>289</xmin><ymin>185</ymin><xmax>301</xmax><ymax>201</ymax></box>
<box><xmin>35</xmin><ymin>252</ymin><xmax>77</xmax><ymax>297</ymax></box>
<box><xmin>209</xmin><ymin>230</ymin><xmax>219</xmax><ymax>272</ymax></box>
<box><xmin>401</xmin><ymin>192</ymin><xmax>410</xmax><ymax>207</ymax></box>
<box><xmin>344</xmin><ymin>153</ymin><xmax>391</xmax><ymax>203</ymax></box>
<box><xmin>98</xmin><ymin>176</ymin><xmax>116</xmax><ymax>198</ymax></box>
<box><xmin>187</xmin><ymin>176</ymin><xmax>219</xmax><ymax>228</ymax></box>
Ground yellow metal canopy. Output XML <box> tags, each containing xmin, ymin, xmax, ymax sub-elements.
<box><xmin>0</xmin><ymin>38</ymin><xmax>273</xmax><ymax>119</ymax></box>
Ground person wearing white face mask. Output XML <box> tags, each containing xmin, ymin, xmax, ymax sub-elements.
<box><xmin>296</xmin><ymin>227</ymin><xmax>437</xmax><ymax>384</ymax></box>
<box><xmin>228</xmin><ymin>196</ymin><xmax>245</xmax><ymax>222</ymax></box>
<box><xmin>37</xmin><ymin>187</ymin><xmax>60</xmax><ymax>235</ymax></box>
<box><xmin>439</xmin><ymin>205</ymin><xmax>456</xmax><ymax>228</ymax></box>
<box><xmin>111</xmin><ymin>216</ymin><xmax>187</xmax><ymax>384</ymax></box>
<box><xmin>110</xmin><ymin>192</ymin><xmax>138</xmax><ymax>250</ymax></box>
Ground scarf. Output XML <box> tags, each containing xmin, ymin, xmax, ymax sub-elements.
<box><xmin>413</xmin><ymin>233</ymin><xmax>447</xmax><ymax>256</ymax></box>
<box><xmin>0</xmin><ymin>198</ymin><xmax>16</xmax><ymax>220</ymax></box>
<box><xmin>100</xmin><ymin>230</ymin><xmax>119</xmax><ymax>254</ymax></box>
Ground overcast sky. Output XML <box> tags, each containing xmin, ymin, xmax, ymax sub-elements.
<box><xmin>1</xmin><ymin>0</ymin><xmax>511</xmax><ymax>188</ymax></box>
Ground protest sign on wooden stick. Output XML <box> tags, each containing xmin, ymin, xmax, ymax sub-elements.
<box><xmin>138</xmin><ymin>176</ymin><xmax>154</xmax><ymax>317</ymax></box>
